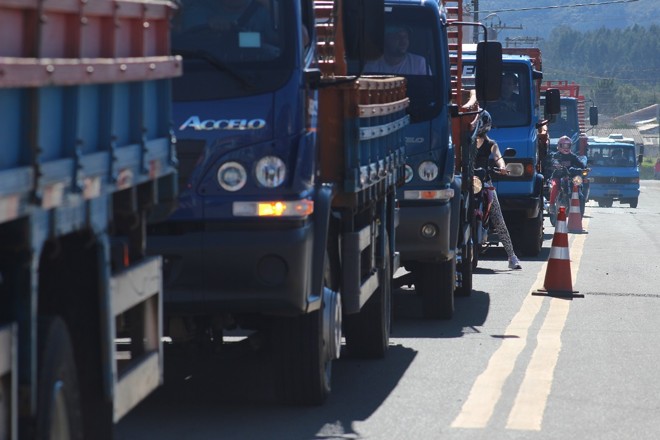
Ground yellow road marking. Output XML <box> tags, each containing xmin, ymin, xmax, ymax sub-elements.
<box><xmin>506</xmin><ymin>220</ymin><xmax>589</xmax><ymax>430</ymax></box>
<box><xmin>451</xmin><ymin>218</ymin><xmax>589</xmax><ymax>430</ymax></box>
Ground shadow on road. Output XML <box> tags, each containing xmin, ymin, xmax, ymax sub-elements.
<box><xmin>117</xmin><ymin>336</ymin><xmax>417</xmax><ymax>440</ymax></box>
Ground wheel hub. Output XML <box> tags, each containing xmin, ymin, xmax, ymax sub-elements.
<box><xmin>322</xmin><ymin>287</ymin><xmax>342</xmax><ymax>361</ymax></box>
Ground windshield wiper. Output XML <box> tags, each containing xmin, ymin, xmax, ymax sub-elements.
<box><xmin>173</xmin><ymin>48</ymin><xmax>255</xmax><ymax>90</ymax></box>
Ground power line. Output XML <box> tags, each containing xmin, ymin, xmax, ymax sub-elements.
<box><xmin>545</xmin><ymin>67</ymin><xmax>660</xmax><ymax>82</ymax></box>
<box><xmin>475</xmin><ymin>0</ymin><xmax>640</xmax><ymax>14</ymax></box>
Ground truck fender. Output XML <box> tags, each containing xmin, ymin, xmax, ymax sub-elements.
<box><xmin>449</xmin><ymin>176</ymin><xmax>462</xmax><ymax>254</ymax></box>
<box><xmin>308</xmin><ymin>184</ymin><xmax>334</xmax><ymax>313</ymax></box>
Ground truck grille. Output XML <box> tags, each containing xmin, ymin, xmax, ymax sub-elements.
<box><xmin>590</xmin><ymin>176</ymin><xmax>638</xmax><ymax>184</ymax></box>
<box><xmin>175</xmin><ymin>139</ymin><xmax>206</xmax><ymax>190</ymax></box>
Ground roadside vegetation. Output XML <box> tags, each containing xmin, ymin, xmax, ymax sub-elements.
<box><xmin>539</xmin><ymin>24</ymin><xmax>659</xmax><ymax>118</ymax></box>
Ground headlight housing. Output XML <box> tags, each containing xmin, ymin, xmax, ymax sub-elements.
<box><xmin>404</xmin><ymin>165</ymin><xmax>414</xmax><ymax>184</ymax></box>
<box><xmin>418</xmin><ymin>161</ymin><xmax>438</xmax><ymax>181</ymax></box>
<box><xmin>255</xmin><ymin>156</ymin><xmax>286</xmax><ymax>188</ymax></box>
<box><xmin>217</xmin><ymin>161</ymin><xmax>247</xmax><ymax>192</ymax></box>
<box><xmin>472</xmin><ymin>176</ymin><xmax>483</xmax><ymax>194</ymax></box>
<box><xmin>572</xmin><ymin>175</ymin><xmax>583</xmax><ymax>186</ymax></box>
<box><xmin>505</xmin><ymin>163</ymin><xmax>525</xmax><ymax>177</ymax></box>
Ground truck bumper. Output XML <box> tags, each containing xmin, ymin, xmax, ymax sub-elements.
<box><xmin>396</xmin><ymin>201</ymin><xmax>452</xmax><ymax>263</ymax></box>
<box><xmin>147</xmin><ymin>221</ymin><xmax>316</xmax><ymax>315</ymax></box>
<box><xmin>588</xmin><ymin>184</ymin><xmax>640</xmax><ymax>200</ymax></box>
<box><xmin>498</xmin><ymin>194</ymin><xmax>541</xmax><ymax>218</ymax></box>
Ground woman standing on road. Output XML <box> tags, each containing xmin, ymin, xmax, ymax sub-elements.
<box><xmin>472</xmin><ymin>111</ymin><xmax>522</xmax><ymax>270</ymax></box>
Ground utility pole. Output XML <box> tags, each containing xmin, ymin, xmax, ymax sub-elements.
<box><xmin>472</xmin><ymin>0</ymin><xmax>479</xmax><ymax>43</ymax></box>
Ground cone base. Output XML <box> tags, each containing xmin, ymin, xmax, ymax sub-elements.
<box><xmin>532</xmin><ymin>288</ymin><xmax>584</xmax><ymax>298</ymax></box>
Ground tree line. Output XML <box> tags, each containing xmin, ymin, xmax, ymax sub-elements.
<box><xmin>538</xmin><ymin>24</ymin><xmax>660</xmax><ymax>119</ymax></box>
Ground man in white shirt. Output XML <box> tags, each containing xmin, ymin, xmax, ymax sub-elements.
<box><xmin>364</xmin><ymin>25</ymin><xmax>429</xmax><ymax>75</ymax></box>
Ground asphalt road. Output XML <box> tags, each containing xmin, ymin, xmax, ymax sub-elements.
<box><xmin>117</xmin><ymin>180</ymin><xmax>660</xmax><ymax>440</ymax></box>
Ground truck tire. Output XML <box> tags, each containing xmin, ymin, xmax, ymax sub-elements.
<box><xmin>418</xmin><ymin>258</ymin><xmax>455</xmax><ymax>320</ymax></box>
<box><xmin>630</xmin><ymin>198</ymin><xmax>638</xmax><ymax>208</ymax></box>
<box><xmin>272</xmin><ymin>308</ymin><xmax>331</xmax><ymax>406</ymax></box>
<box><xmin>36</xmin><ymin>317</ymin><xmax>83</xmax><ymax>440</ymax></box>
<box><xmin>272</xmin><ymin>259</ymin><xmax>341</xmax><ymax>406</ymax></box>
<box><xmin>344</xmin><ymin>234</ymin><xmax>392</xmax><ymax>359</ymax></box>
<box><xmin>455</xmin><ymin>233</ymin><xmax>473</xmax><ymax>297</ymax></box>
<box><xmin>520</xmin><ymin>203</ymin><xmax>543</xmax><ymax>257</ymax></box>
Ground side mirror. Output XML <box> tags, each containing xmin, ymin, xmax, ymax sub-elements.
<box><xmin>475</xmin><ymin>41</ymin><xmax>502</xmax><ymax>102</ymax></box>
<box><xmin>343</xmin><ymin>0</ymin><xmax>384</xmax><ymax>61</ymax></box>
<box><xmin>544</xmin><ymin>89</ymin><xmax>560</xmax><ymax>115</ymax></box>
<box><xmin>637</xmin><ymin>154</ymin><xmax>644</xmax><ymax>165</ymax></box>
<box><xmin>589</xmin><ymin>106</ymin><xmax>599</xmax><ymax>126</ymax></box>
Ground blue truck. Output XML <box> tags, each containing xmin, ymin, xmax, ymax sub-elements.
<box><xmin>147</xmin><ymin>0</ymin><xmax>408</xmax><ymax>405</ymax></box>
<box><xmin>585</xmin><ymin>138</ymin><xmax>641</xmax><ymax>208</ymax></box>
<box><xmin>0</xmin><ymin>1</ymin><xmax>181</xmax><ymax>438</ymax></box>
<box><xmin>462</xmin><ymin>46</ymin><xmax>559</xmax><ymax>257</ymax></box>
<box><xmin>359</xmin><ymin>0</ymin><xmax>502</xmax><ymax>318</ymax></box>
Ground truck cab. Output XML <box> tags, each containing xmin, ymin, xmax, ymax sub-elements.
<box><xmin>585</xmin><ymin>139</ymin><xmax>641</xmax><ymax>208</ymax></box>
<box><xmin>148</xmin><ymin>0</ymin><xmax>406</xmax><ymax>405</ymax></box>
<box><xmin>355</xmin><ymin>0</ymin><xmax>459</xmax><ymax>318</ymax></box>
<box><xmin>462</xmin><ymin>50</ymin><xmax>554</xmax><ymax>256</ymax></box>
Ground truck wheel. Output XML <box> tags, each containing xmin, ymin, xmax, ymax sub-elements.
<box><xmin>273</xmin><ymin>307</ymin><xmax>333</xmax><ymax>406</ymax></box>
<box><xmin>455</xmin><ymin>234</ymin><xmax>473</xmax><ymax>297</ymax></box>
<box><xmin>472</xmin><ymin>242</ymin><xmax>481</xmax><ymax>270</ymax></box>
<box><xmin>520</xmin><ymin>204</ymin><xmax>543</xmax><ymax>257</ymax></box>
<box><xmin>630</xmin><ymin>198</ymin><xmax>638</xmax><ymax>208</ymax></box>
<box><xmin>272</xmin><ymin>259</ymin><xmax>341</xmax><ymax>406</ymax></box>
<box><xmin>344</xmin><ymin>234</ymin><xmax>391</xmax><ymax>359</ymax></box>
<box><xmin>36</xmin><ymin>317</ymin><xmax>83</xmax><ymax>440</ymax></box>
<box><xmin>418</xmin><ymin>259</ymin><xmax>455</xmax><ymax>320</ymax></box>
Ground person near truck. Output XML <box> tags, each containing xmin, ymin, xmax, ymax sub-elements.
<box><xmin>363</xmin><ymin>25</ymin><xmax>429</xmax><ymax>75</ymax></box>
<box><xmin>472</xmin><ymin>111</ymin><xmax>523</xmax><ymax>270</ymax></box>
<box><xmin>654</xmin><ymin>158</ymin><xmax>660</xmax><ymax>180</ymax></box>
<box><xmin>547</xmin><ymin>135</ymin><xmax>586</xmax><ymax>214</ymax></box>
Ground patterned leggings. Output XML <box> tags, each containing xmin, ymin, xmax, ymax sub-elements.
<box><xmin>487</xmin><ymin>184</ymin><xmax>517</xmax><ymax>260</ymax></box>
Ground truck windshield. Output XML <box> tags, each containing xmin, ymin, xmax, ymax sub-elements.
<box><xmin>171</xmin><ymin>0</ymin><xmax>294</xmax><ymax>101</ymax></box>
<box><xmin>587</xmin><ymin>144</ymin><xmax>637</xmax><ymax>168</ymax></box>
<box><xmin>353</xmin><ymin>5</ymin><xmax>444</xmax><ymax>122</ymax></box>
<box><xmin>483</xmin><ymin>65</ymin><xmax>531</xmax><ymax>128</ymax></box>
<box><xmin>546</xmin><ymin>99</ymin><xmax>579</xmax><ymax>139</ymax></box>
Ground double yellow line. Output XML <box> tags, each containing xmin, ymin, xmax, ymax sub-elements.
<box><xmin>451</xmin><ymin>219</ymin><xmax>589</xmax><ymax>431</ymax></box>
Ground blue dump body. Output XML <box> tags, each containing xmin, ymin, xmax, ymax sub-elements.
<box><xmin>586</xmin><ymin>140</ymin><xmax>641</xmax><ymax>207</ymax></box>
<box><xmin>0</xmin><ymin>0</ymin><xmax>180</xmax><ymax>437</ymax></box>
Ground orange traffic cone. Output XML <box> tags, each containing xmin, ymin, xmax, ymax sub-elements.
<box><xmin>567</xmin><ymin>183</ymin><xmax>585</xmax><ymax>233</ymax></box>
<box><xmin>533</xmin><ymin>207</ymin><xmax>583</xmax><ymax>298</ymax></box>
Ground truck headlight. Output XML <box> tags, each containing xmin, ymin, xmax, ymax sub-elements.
<box><xmin>418</xmin><ymin>161</ymin><xmax>438</xmax><ymax>181</ymax></box>
<box><xmin>217</xmin><ymin>161</ymin><xmax>247</xmax><ymax>191</ymax></box>
<box><xmin>505</xmin><ymin>163</ymin><xmax>525</xmax><ymax>177</ymax></box>
<box><xmin>255</xmin><ymin>156</ymin><xmax>286</xmax><ymax>188</ymax></box>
